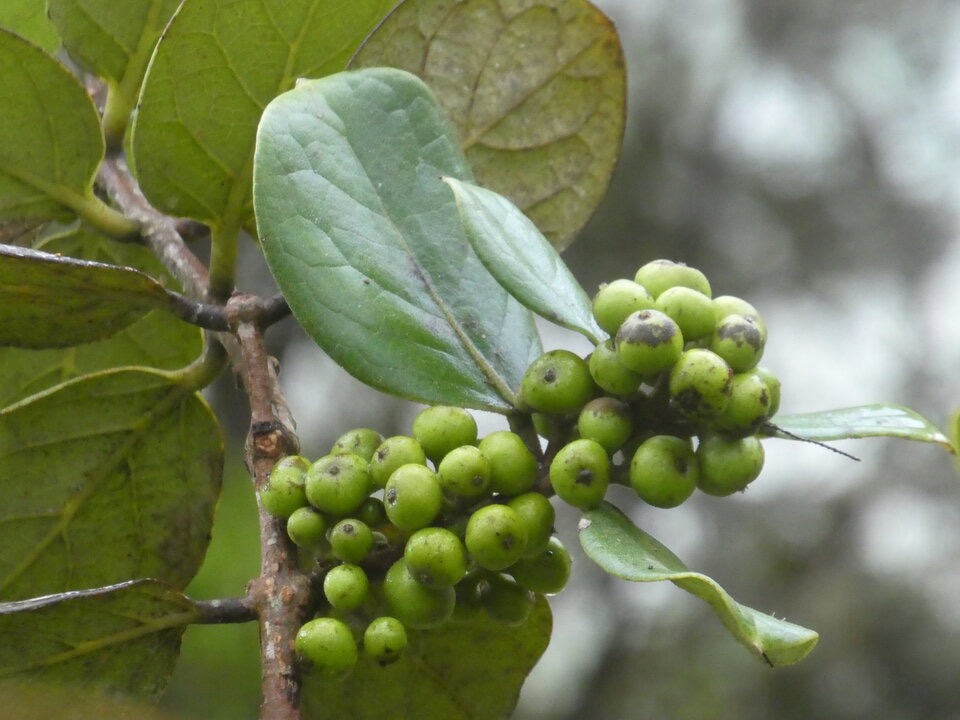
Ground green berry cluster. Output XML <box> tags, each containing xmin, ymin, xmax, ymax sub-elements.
<box><xmin>520</xmin><ymin>259</ymin><xmax>779</xmax><ymax>510</ymax></box>
<box><xmin>261</xmin><ymin>408</ymin><xmax>571</xmax><ymax>680</ymax></box>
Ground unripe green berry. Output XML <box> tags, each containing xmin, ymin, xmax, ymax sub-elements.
<box><xmin>286</xmin><ymin>506</ymin><xmax>329</xmax><ymax>550</ymax></box>
<box><xmin>592</xmin><ymin>279</ymin><xmax>656</xmax><ymax>335</ymax></box>
<box><xmin>383</xmin><ymin>559</ymin><xmax>456</xmax><ymax>629</ymax></box>
<box><xmin>520</xmin><ymin>349</ymin><xmax>597</xmax><ymax>415</ymax></box>
<box><xmin>588</xmin><ymin>339</ymin><xmax>643</xmax><ymax>396</ymax></box>
<box><xmin>261</xmin><ymin>455</ymin><xmax>310</xmax><ymax>518</ymax></box>
<box><xmin>437</xmin><ymin>445</ymin><xmax>492</xmax><ymax>499</ymax></box>
<box><xmin>403</xmin><ymin>527</ymin><xmax>468</xmax><ymax>588</ymax></box>
<box><xmin>412</xmin><ymin>406</ymin><xmax>478</xmax><ymax>463</ymax></box>
<box><xmin>577</xmin><ymin>397</ymin><xmax>634</xmax><ymax>454</ymax></box>
<box><xmin>465</xmin><ymin>504</ymin><xmax>528</xmax><ymax>571</ymax></box>
<box><xmin>629</xmin><ymin>435</ymin><xmax>699</xmax><ymax>508</ymax></box>
<box><xmin>549</xmin><ymin>438</ymin><xmax>611</xmax><ymax>510</ymax></box>
<box><xmin>331</xmin><ymin>428</ymin><xmax>384</xmax><ymax>462</ymax></box>
<box><xmin>451</xmin><ymin>571</ymin><xmax>485</xmax><ymax>623</ymax></box>
<box><xmin>655</xmin><ymin>286</ymin><xmax>716</xmax><ymax>341</ymax></box>
<box><xmin>370</xmin><ymin>435</ymin><xmax>427</xmax><ymax>489</ymax></box>
<box><xmin>328</xmin><ymin>519</ymin><xmax>375</xmax><ymax>563</ymax></box>
<box><xmin>384</xmin><ymin>464</ymin><xmax>443</xmax><ymax>531</ymax></box>
<box><xmin>507</xmin><ymin>492</ymin><xmax>556</xmax><ymax>558</ymax></box>
<box><xmin>710</xmin><ymin>314</ymin><xmax>765</xmax><ymax>372</ymax></box>
<box><xmin>668</xmin><ymin>348</ymin><xmax>733</xmax><ymax>420</ymax></box>
<box><xmin>634</xmin><ymin>259</ymin><xmax>712</xmax><ymax>298</ymax></box>
<box><xmin>753</xmin><ymin>365</ymin><xmax>781</xmax><ymax>416</ymax></box>
<box><xmin>615</xmin><ymin>309</ymin><xmax>684</xmax><ymax>375</ymax></box>
<box><xmin>305</xmin><ymin>454</ymin><xmax>372</xmax><ymax>517</ymax></box>
<box><xmin>697</xmin><ymin>434</ymin><xmax>765</xmax><ymax>496</ymax></box>
<box><xmin>323</xmin><ymin>563</ymin><xmax>370</xmax><ymax>611</ymax></box>
<box><xmin>363</xmin><ymin>616</ymin><xmax>407</xmax><ymax>666</ymax></box>
<box><xmin>356</xmin><ymin>496</ymin><xmax>387</xmax><ymax>529</ymax></box>
<box><xmin>295</xmin><ymin>617</ymin><xmax>357</xmax><ymax>679</ymax></box>
<box><xmin>712</xmin><ymin>295</ymin><xmax>767</xmax><ymax>340</ymax></box>
<box><xmin>478</xmin><ymin>431</ymin><xmax>538</xmax><ymax>496</ymax></box>
<box><xmin>482</xmin><ymin>573</ymin><xmax>535</xmax><ymax>626</ymax></box>
<box><xmin>715</xmin><ymin>371</ymin><xmax>772</xmax><ymax>433</ymax></box>
<box><xmin>508</xmin><ymin>536</ymin><xmax>572</xmax><ymax>594</ymax></box>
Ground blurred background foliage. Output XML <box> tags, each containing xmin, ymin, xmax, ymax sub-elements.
<box><xmin>161</xmin><ymin>0</ymin><xmax>960</xmax><ymax>717</ymax></box>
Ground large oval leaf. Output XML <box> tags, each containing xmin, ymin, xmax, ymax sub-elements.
<box><xmin>0</xmin><ymin>244</ymin><xmax>176</xmax><ymax>348</ymax></box>
<box><xmin>302</xmin><ymin>596</ymin><xmax>552</xmax><ymax>720</ymax></box>
<box><xmin>0</xmin><ymin>579</ymin><xmax>197</xmax><ymax>700</ymax></box>
<box><xmin>254</xmin><ymin>68</ymin><xmax>542</xmax><ymax>411</ymax></box>
<box><xmin>0</xmin><ymin>368</ymin><xmax>223</xmax><ymax>601</ymax></box>
<box><xmin>131</xmin><ymin>0</ymin><xmax>397</xmax><ymax>230</ymax></box>
<box><xmin>0</xmin><ymin>29</ymin><xmax>103</xmax><ymax>223</ymax></box>
<box><xmin>352</xmin><ymin>0</ymin><xmax>626</xmax><ymax>250</ymax></box>
<box><xmin>0</xmin><ymin>1</ymin><xmax>60</xmax><ymax>52</ymax></box>
<box><xmin>579</xmin><ymin>502</ymin><xmax>819</xmax><ymax>667</ymax></box>
<box><xmin>444</xmin><ymin>176</ymin><xmax>604</xmax><ymax>343</ymax></box>
<box><xmin>769</xmin><ymin>404</ymin><xmax>953</xmax><ymax>451</ymax></box>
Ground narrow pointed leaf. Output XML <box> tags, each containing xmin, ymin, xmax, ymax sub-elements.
<box><xmin>0</xmin><ymin>29</ymin><xmax>104</xmax><ymax>223</ymax></box>
<box><xmin>0</xmin><ymin>369</ymin><xmax>223</xmax><ymax>601</ymax></box>
<box><xmin>0</xmin><ymin>1</ymin><xmax>60</xmax><ymax>52</ymax></box>
<box><xmin>770</xmin><ymin>404</ymin><xmax>953</xmax><ymax>451</ymax></box>
<box><xmin>0</xmin><ymin>579</ymin><xmax>197</xmax><ymax>700</ymax></box>
<box><xmin>131</xmin><ymin>0</ymin><xmax>397</xmax><ymax>229</ymax></box>
<box><xmin>444</xmin><ymin>177</ymin><xmax>604</xmax><ymax>343</ymax></box>
<box><xmin>0</xmin><ymin>244</ymin><xmax>177</xmax><ymax>348</ymax></box>
<box><xmin>0</xmin><ymin>229</ymin><xmax>202</xmax><ymax>408</ymax></box>
<box><xmin>254</xmin><ymin>68</ymin><xmax>542</xmax><ymax>411</ymax></box>
<box><xmin>303</xmin><ymin>596</ymin><xmax>551</xmax><ymax>720</ymax></box>
<box><xmin>353</xmin><ymin>0</ymin><xmax>626</xmax><ymax>250</ymax></box>
<box><xmin>47</xmin><ymin>0</ymin><xmax>181</xmax><ymax>85</ymax></box>
<box><xmin>579</xmin><ymin>502</ymin><xmax>818</xmax><ymax>667</ymax></box>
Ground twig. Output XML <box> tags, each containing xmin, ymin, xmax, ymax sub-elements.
<box><xmin>193</xmin><ymin>596</ymin><xmax>258</xmax><ymax>625</ymax></box>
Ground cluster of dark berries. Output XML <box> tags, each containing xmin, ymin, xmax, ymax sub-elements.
<box><xmin>261</xmin><ymin>407</ymin><xmax>571</xmax><ymax>679</ymax></box>
<box><xmin>520</xmin><ymin>259</ymin><xmax>779</xmax><ymax>510</ymax></box>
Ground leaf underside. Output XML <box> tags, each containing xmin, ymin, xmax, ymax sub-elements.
<box><xmin>352</xmin><ymin>0</ymin><xmax>626</xmax><ymax>250</ymax></box>
<box><xmin>579</xmin><ymin>503</ymin><xmax>819</xmax><ymax>667</ymax></box>
<box><xmin>302</xmin><ymin>596</ymin><xmax>552</xmax><ymax>720</ymax></box>
<box><xmin>0</xmin><ymin>368</ymin><xmax>223</xmax><ymax>602</ymax></box>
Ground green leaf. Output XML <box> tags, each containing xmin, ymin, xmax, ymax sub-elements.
<box><xmin>579</xmin><ymin>502</ymin><xmax>819</xmax><ymax>667</ymax></box>
<box><xmin>444</xmin><ymin>177</ymin><xmax>604</xmax><ymax>343</ymax></box>
<box><xmin>302</xmin><ymin>595</ymin><xmax>552</xmax><ymax>720</ymax></box>
<box><xmin>0</xmin><ymin>0</ymin><xmax>60</xmax><ymax>52</ymax></box>
<box><xmin>770</xmin><ymin>404</ymin><xmax>953</xmax><ymax>451</ymax></box>
<box><xmin>0</xmin><ymin>228</ymin><xmax>203</xmax><ymax>408</ymax></box>
<box><xmin>47</xmin><ymin>0</ymin><xmax>182</xmax><ymax>145</ymax></box>
<box><xmin>352</xmin><ymin>0</ymin><xmax>626</xmax><ymax>250</ymax></box>
<box><xmin>0</xmin><ymin>243</ymin><xmax>177</xmax><ymax>348</ymax></box>
<box><xmin>0</xmin><ymin>28</ymin><xmax>104</xmax><ymax>223</ymax></box>
<box><xmin>47</xmin><ymin>0</ymin><xmax>180</xmax><ymax>84</ymax></box>
<box><xmin>0</xmin><ymin>368</ymin><xmax>223</xmax><ymax>601</ymax></box>
<box><xmin>0</xmin><ymin>579</ymin><xmax>197</xmax><ymax>700</ymax></box>
<box><xmin>131</xmin><ymin>0</ymin><xmax>397</xmax><ymax>230</ymax></box>
<box><xmin>254</xmin><ymin>68</ymin><xmax>542</xmax><ymax>411</ymax></box>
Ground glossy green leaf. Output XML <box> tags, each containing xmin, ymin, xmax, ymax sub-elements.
<box><xmin>0</xmin><ymin>579</ymin><xmax>197</xmax><ymax>700</ymax></box>
<box><xmin>254</xmin><ymin>68</ymin><xmax>542</xmax><ymax>411</ymax></box>
<box><xmin>303</xmin><ymin>595</ymin><xmax>552</xmax><ymax>720</ymax></box>
<box><xmin>352</xmin><ymin>0</ymin><xmax>626</xmax><ymax>250</ymax></box>
<box><xmin>579</xmin><ymin>502</ymin><xmax>819</xmax><ymax>667</ymax></box>
<box><xmin>0</xmin><ymin>244</ymin><xmax>177</xmax><ymax>348</ymax></box>
<box><xmin>0</xmin><ymin>29</ymin><xmax>104</xmax><ymax>223</ymax></box>
<box><xmin>769</xmin><ymin>404</ymin><xmax>953</xmax><ymax>451</ymax></box>
<box><xmin>0</xmin><ymin>228</ymin><xmax>203</xmax><ymax>408</ymax></box>
<box><xmin>131</xmin><ymin>0</ymin><xmax>397</xmax><ymax>229</ymax></box>
<box><xmin>0</xmin><ymin>1</ymin><xmax>60</xmax><ymax>52</ymax></box>
<box><xmin>444</xmin><ymin>177</ymin><xmax>604</xmax><ymax>343</ymax></box>
<box><xmin>0</xmin><ymin>368</ymin><xmax>223</xmax><ymax>601</ymax></box>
